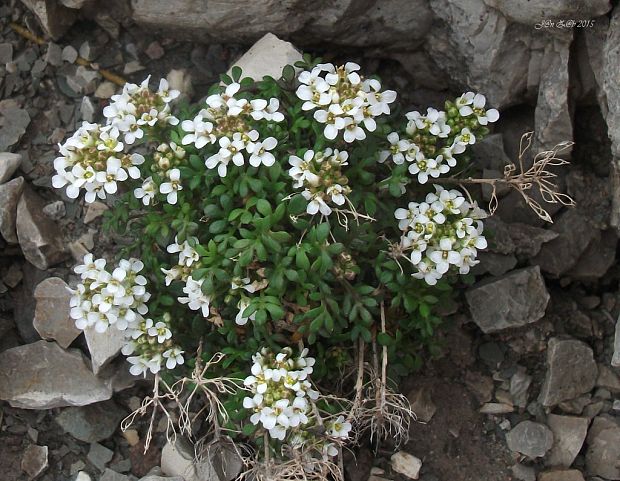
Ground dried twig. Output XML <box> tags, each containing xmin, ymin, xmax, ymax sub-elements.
<box><xmin>9</xmin><ymin>22</ymin><xmax>127</xmax><ymax>86</ymax></box>
<box><xmin>429</xmin><ymin>132</ymin><xmax>575</xmax><ymax>223</ymax></box>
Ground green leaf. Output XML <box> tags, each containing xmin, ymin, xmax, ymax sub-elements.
<box><xmin>256</xmin><ymin>199</ymin><xmax>272</xmax><ymax>217</ymax></box>
<box><xmin>295</xmin><ymin>250</ymin><xmax>310</xmax><ymax>270</ymax></box>
<box><xmin>377</xmin><ymin>332</ymin><xmax>393</xmax><ymax>346</ymax></box>
<box><xmin>231</xmin><ymin>66</ymin><xmax>242</xmax><ymax>82</ymax></box>
<box><xmin>209</xmin><ymin>219</ymin><xmax>227</xmax><ymax>234</ymax></box>
<box><xmin>288</xmin><ymin>194</ymin><xmax>307</xmax><ymax>215</ymax></box>
<box><xmin>282</xmin><ymin>64</ymin><xmax>295</xmax><ymax>82</ymax></box>
<box><xmin>315</xmin><ymin>222</ymin><xmax>330</xmax><ymax>243</ymax></box>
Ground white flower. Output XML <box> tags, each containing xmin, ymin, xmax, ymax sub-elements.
<box><xmin>288</xmin><ymin>150</ymin><xmax>320</xmax><ymax>188</ymax></box>
<box><xmin>166</xmin><ymin>237</ymin><xmax>200</xmax><ymax>267</ymax></box>
<box><xmin>235</xmin><ymin>298</ymin><xmax>256</xmax><ymax>326</ymax></box>
<box><xmin>95</xmin><ymin>157</ymin><xmax>128</xmax><ymax>195</ymax></box>
<box><xmin>428</xmin><ymin>238</ymin><xmax>462</xmax><ymax>274</ymax></box>
<box><xmin>303</xmin><ymin>190</ymin><xmax>332</xmax><ymax>216</ymax></box>
<box><xmin>157</xmin><ymin>78</ymin><xmax>180</xmax><ymax>103</ymax></box>
<box><xmin>178</xmin><ymin>277</ymin><xmax>211</xmax><ymax>317</ymax></box>
<box><xmin>343</xmin><ymin>117</ymin><xmax>366</xmax><ymax>143</ymax></box>
<box><xmin>327</xmin><ymin>416</ymin><xmax>352</xmax><ymax>439</ymax></box>
<box><xmin>181</xmin><ymin>113</ymin><xmax>215</xmax><ymax>148</ymax></box>
<box><xmin>314</xmin><ymin>104</ymin><xmax>346</xmax><ymax>140</ymax></box>
<box><xmin>380</xmin><ymin>132</ymin><xmax>409</xmax><ymax>164</ymax></box>
<box><xmin>247</xmin><ymin>137</ymin><xmax>277</xmax><ymax>167</ymax></box>
<box><xmin>458</xmin><ymin>93</ymin><xmax>499</xmax><ymax>125</ymax></box>
<box><xmin>134</xmin><ymin>177</ymin><xmax>157</xmax><ymax>205</ymax></box>
<box><xmin>163</xmin><ymin>348</ymin><xmax>185</xmax><ymax>369</ymax></box>
<box><xmin>159</xmin><ymin>168</ymin><xmax>182</xmax><ymax>204</ymax></box>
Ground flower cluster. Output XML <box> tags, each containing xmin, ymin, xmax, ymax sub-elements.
<box><xmin>69</xmin><ymin>254</ymin><xmax>150</xmax><ymax>333</ymax></box>
<box><xmin>395</xmin><ymin>186</ymin><xmax>487</xmax><ymax>285</ymax></box>
<box><xmin>103</xmin><ymin>77</ymin><xmax>180</xmax><ymax>144</ymax></box>
<box><xmin>296</xmin><ymin>62</ymin><xmax>396</xmax><ymax>143</ymax></box>
<box><xmin>135</xmin><ymin>142</ymin><xmax>187</xmax><ymax>206</ymax></box>
<box><xmin>122</xmin><ymin>312</ymin><xmax>185</xmax><ymax>376</ymax></box>
<box><xmin>52</xmin><ymin>122</ymin><xmax>145</xmax><ymax>203</ymax></box>
<box><xmin>243</xmin><ymin>347</ymin><xmax>319</xmax><ymax>440</ymax></box>
<box><xmin>380</xmin><ymin>92</ymin><xmax>499</xmax><ymax>183</ymax></box>
<box><xmin>161</xmin><ymin>237</ymin><xmax>212</xmax><ymax>318</ymax></box>
<box><xmin>288</xmin><ymin>148</ymin><xmax>351</xmax><ymax>216</ymax></box>
<box><xmin>180</xmin><ymin>83</ymin><xmax>283</xmax><ymax>177</ymax></box>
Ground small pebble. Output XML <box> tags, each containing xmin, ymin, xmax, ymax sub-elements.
<box><xmin>62</xmin><ymin>46</ymin><xmax>79</xmax><ymax>64</ymax></box>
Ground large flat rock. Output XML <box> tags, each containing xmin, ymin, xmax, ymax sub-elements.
<box><xmin>465</xmin><ymin>266</ymin><xmax>549</xmax><ymax>333</ymax></box>
<box><xmin>16</xmin><ymin>186</ymin><xmax>68</xmax><ymax>270</ymax></box>
<box><xmin>538</xmin><ymin>338</ymin><xmax>598</xmax><ymax>407</ymax></box>
<box><xmin>33</xmin><ymin>277</ymin><xmax>81</xmax><ymax>349</ymax></box>
<box><xmin>0</xmin><ymin>340</ymin><xmax>112</xmax><ymax>409</ymax></box>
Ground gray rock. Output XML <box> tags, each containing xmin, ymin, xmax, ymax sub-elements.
<box><xmin>538</xmin><ymin>338</ymin><xmax>598</xmax><ymax>407</ymax></box>
<box><xmin>510</xmin><ymin>368</ymin><xmax>532</xmax><ymax>408</ymax></box>
<box><xmin>538</xmin><ymin>470</ymin><xmax>585</xmax><ymax>481</ymax></box>
<box><xmin>198</xmin><ymin>438</ymin><xmax>243</xmax><ymax>481</ymax></box>
<box><xmin>465</xmin><ymin>266</ymin><xmax>549</xmax><ymax>333</ymax></box>
<box><xmin>78</xmin><ymin>41</ymin><xmax>93</xmax><ymax>61</ymax></box>
<box><xmin>62</xmin><ymin>45</ymin><xmax>78</xmax><ymax>63</ymax></box>
<box><xmin>21</xmin><ymin>444</ymin><xmax>48</xmax><ymax>479</ymax></box>
<box><xmin>0</xmin><ymin>104</ymin><xmax>31</xmax><ymax>151</ymax></box>
<box><xmin>80</xmin><ymin>96</ymin><xmax>96</xmax><ymax>122</ymax></box>
<box><xmin>99</xmin><ymin>469</ymin><xmax>130</xmax><ymax>481</ymax></box>
<box><xmin>226</xmin><ymin>33</ymin><xmax>302</xmax><ymax>81</ymax></box>
<box><xmin>33</xmin><ymin>277</ymin><xmax>80</xmax><ymax>349</ymax></box>
<box><xmin>138</xmin><ymin>467</ymin><xmax>184</xmax><ymax>481</ymax></box>
<box><xmin>426</xmin><ymin>0</ymin><xmax>533</xmax><ymax>108</ymax></box>
<box><xmin>56</xmin><ymin>401</ymin><xmax>125</xmax><ymax>443</ymax></box>
<box><xmin>479</xmin><ymin>402</ymin><xmax>514</xmax><ymax>414</ymax></box>
<box><xmin>506</xmin><ymin>420</ymin><xmax>554</xmax><ymax>458</ymax></box>
<box><xmin>20</xmin><ymin>0</ymin><xmax>77</xmax><ymax>39</ymax></box>
<box><xmin>0</xmin><ymin>43</ymin><xmax>13</xmax><ymax>64</ymax></box>
<box><xmin>407</xmin><ymin>386</ymin><xmax>436</xmax><ymax>423</ymax></box>
<box><xmin>484</xmin><ymin>0</ymin><xmax>610</xmax><ymax>25</ymax></box>
<box><xmin>613</xmin><ymin>315</ymin><xmax>620</xmax><ymax>367</ymax></box>
<box><xmin>0</xmin><ymin>176</ymin><xmax>24</xmax><ymax>243</ymax></box>
<box><xmin>585</xmin><ymin>415</ymin><xmax>620</xmax><ymax>480</ymax></box>
<box><xmin>60</xmin><ymin>0</ymin><xmax>89</xmax><ymax>8</ymax></box>
<box><xmin>390</xmin><ymin>451</ymin><xmax>422</xmax><ymax>480</ymax></box>
<box><xmin>596</xmin><ymin>364</ymin><xmax>620</xmax><ymax>393</ymax></box>
<box><xmin>545</xmin><ymin>414</ymin><xmax>589</xmax><ymax>468</ymax></box>
<box><xmin>84</xmin><ymin>201</ymin><xmax>109</xmax><ymax>224</ymax></box>
<box><xmin>0</xmin><ymin>152</ymin><xmax>22</xmax><ymax>183</ymax></box>
<box><xmin>511</xmin><ymin>464</ymin><xmax>535</xmax><ymax>481</ymax></box>
<box><xmin>42</xmin><ymin>200</ymin><xmax>66</xmax><ymax>220</ymax></box>
<box><xmin>87</xmin><ymin>442</ymin><xmax>114</xmax><ymax>471</ymax></box>
<box><xmin>567</xmin><ymin>229</ymin><xmax>617</xmax><ymax>280</ymax></box>
<box><xmin>603</xmin><ymin>7</ymin><xmax>620</xmax><ymax>159</ymax></box>
<box><xmin>45</xmin><ymin>42</ymin><xmax>63</xmax><ymax>66</ymax></box>
<box><xmin>0</xmin><ymin>340</ymin><xmax>112</xmax><ymax>409</ymax></box>
<box><xmin>532</xmin><ymin>209</ymin><xmax>600</xmax><ymax>277</ymax></box>
<box><xmin>16</xmin><ymin>186</ymin><xmax>68</xmax><ymax>270</ymax></box>
<box><xmin>559</xmin><ymin>395</ymin><xmax>592</xmax><ymax>416</ymax></box>
<box><xmin>475</xmin><ymin>252</ymin><xmax>517</xmax><ymax>276</ymax></box>
<box><xmin>84</xmin><ymin>324</ymin><xmax>126</xmax><ymax>375</ymax></box>
<box><xmin>144</xmin><ymin>41</ymin><xmax>164</xmax><ymax>60</ymax></box>
<box><xmin>471</xmin><ymin>133</ymin><xmax>512</xmax><ymax>171</ymax></box>
<box><xmin>131</xmin><ymin>0</ymin><xmax>431</xmax><ymax>51</ymax></box>
<box><xmin>161</xmin><ymin>438</ymin><xmax>197</xmax><ymax>481</ymax></box>
<box><xmin>533</xmin><ymin>32</ymin><xmax>573</xmax><ymax>153</ymax></box>
<box><xmin>94</xmin><ymin>82</ymin><xmax>117</xmax><ymax>100</ymax></box>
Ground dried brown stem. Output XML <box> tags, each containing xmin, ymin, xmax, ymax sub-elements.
<box><xmin>428</xmin><ymin>132</ymin><xmax>575</xmax><ymax>223</ymax></box>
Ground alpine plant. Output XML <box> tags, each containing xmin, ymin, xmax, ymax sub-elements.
<box><xmin>54</xmin><ymin>57</ymin><xmax>511</xmax><ymax>468</ymax></box>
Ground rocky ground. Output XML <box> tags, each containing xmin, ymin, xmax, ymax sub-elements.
<box><xmin>1</xmin><ymin>1</ymin><xmax>620</xmax><ymax>481</ymax></box>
